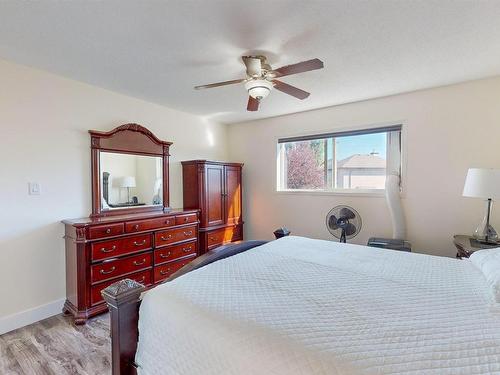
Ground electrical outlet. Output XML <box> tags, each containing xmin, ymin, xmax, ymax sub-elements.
<box><xmin>28</xmin><ymin>182</ymin><xmax>41</xmax><ymax>195</ymax></box>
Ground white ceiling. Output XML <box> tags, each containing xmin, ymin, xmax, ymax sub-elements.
<box><xmin>1</xmin><ymin>1</ymin><xmax>500</xmax><ymax>124</ymax></box>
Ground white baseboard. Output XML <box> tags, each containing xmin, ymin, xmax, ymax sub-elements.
<box><xmin>0</xmin><ymin>298</ymin><xmax>65</xmax><ymax>335</ymax></box>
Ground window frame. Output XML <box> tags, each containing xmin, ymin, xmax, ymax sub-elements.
<box><xmin>275</xmin><ymin>122</ymin><xmax>407</xmax><ymax>196</ymax></box>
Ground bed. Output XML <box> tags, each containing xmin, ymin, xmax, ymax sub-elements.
<box><xmin>102</xmin><ymin>236</ymin><xmax>500</xmax><ymax>375</ymax></box>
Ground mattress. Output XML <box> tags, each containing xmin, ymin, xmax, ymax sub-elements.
<box><xmin>136</xmin><ymin>236</ymin><xmax>500</xmax><ymax>375</ymax></box>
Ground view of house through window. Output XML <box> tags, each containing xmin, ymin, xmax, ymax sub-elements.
<box><xmin>277</xmin><ymin>125</ymin><xmax>402</xmax><ymax>192</ymax></box>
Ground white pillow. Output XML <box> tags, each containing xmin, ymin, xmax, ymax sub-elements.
<box><xmin>469</xmin><ymin>247</ymin><xmax>500</xmax><ymax>302</ymax></box>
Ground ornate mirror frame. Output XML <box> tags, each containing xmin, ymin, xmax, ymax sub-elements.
<box><xmin>89</xmin><ymin>123</ymin><xmax>172</xmax><ymax>217</ymax></box>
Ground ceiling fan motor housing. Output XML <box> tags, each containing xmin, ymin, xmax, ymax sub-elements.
<box><xmin>245</xmin><ymin>79</ymin><xmax>273</xmax><ymax>100</ymax></box>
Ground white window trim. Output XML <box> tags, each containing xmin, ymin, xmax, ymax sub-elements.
<box><xmin>275</xmin><ymin>121</ymin><xmax>408</xmax><ymax>197</ymax></box>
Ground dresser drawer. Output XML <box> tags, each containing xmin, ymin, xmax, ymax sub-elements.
<box><xmin>206</xmin><ymin>229</ymin><xmax>224</xmax><ymax>248</ymax></box>
<box><xmin>91</xmin><ymin>253</ymin><xmax>153</xmax><ymax>284</ymax></box>
<box><xmin>155</xmin><ymin>225</ymin><xmax>197</xmax><ymax>248</ymax></box>
<box><xmin>154</xmin><ymin>241</ymin><xmax>197</xmax><ymax>265</ymax></box>
<box><xmin>206</xmin><ymin>225</ymin><xmax>242</xmax><ymax>249</ymax></box>
<box><xmin>226</xmin><ymin>225</ymin><xmax>242</xmax><ymax>242</ymax></box>
<box><xmin>90</xmin><ymin>270</ymin><xmax>152</xmax><ymax>306</ymax></box>
<box><xmin>91</xmin><ymin>234</ymin><xmax>152</xmax><ymax>262</ymax></box>
<box><xmin>125</xmin><ymin>216</ymin><xmax>175</xmax><ymax>233</ymax></box>
<box><xmin>154</xmin><ymin>256</ymin><xmax>195</xmax><ymax>283</ymax></box>
<box><xmin>175</xmin><ymin>213</ymin><xmax>198</xmax><ymax>226</ymax></box>
<box><xmin>88</xmin><ymin>223</ymin><xmax>124</xmax><ymax>239</ymax></box>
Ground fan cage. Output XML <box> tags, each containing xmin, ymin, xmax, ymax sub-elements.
<box><xmin>326</xmin><ymin>205</ymin><xmax>362</xmax><ymax>240</ymax></box>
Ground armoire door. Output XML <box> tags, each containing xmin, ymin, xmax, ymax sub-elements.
<box><xmin>224</xmin><ymin>165</ymin><xmax>242</xmax><ymax>225</ymax></box>
<box><xmin>205</xmin><ymin>164</ymin><xmax>225</xmax><ymax>227</ymax></box>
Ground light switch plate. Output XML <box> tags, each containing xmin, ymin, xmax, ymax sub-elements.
<box><xmin>28</xmin><ymin>182</ymin><xmax>41</xmax><ymax>195</ymax></box>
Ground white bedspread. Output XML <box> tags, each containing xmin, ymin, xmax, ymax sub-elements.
<box><xmin>136</xmin><ymin>236</ymin><xmax>500</xmax><ymax>375</ymax></box>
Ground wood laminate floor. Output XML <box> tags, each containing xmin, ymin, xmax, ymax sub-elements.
<box><xmin>0</xmin><ymin>313</ymin><xmax>110</xmax><ymax>375</ymax></box>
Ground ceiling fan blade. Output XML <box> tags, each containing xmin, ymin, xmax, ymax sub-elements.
<box><xmin>242</xmin><ymin>56</ymin><xmax>263</xmax><ymax>77</ymax></box>
<box><xmin>273</xmin><ymin>80</ymin><xmax>310</xmax><ymax>100</ymax></box>
<box><xmin>273</xmin><ymin>58</ymin><xmax>324</xmax><ymax>77</ymax></box>
<box><xmin>194</xmin><ymin>78</ymin><xmax>247</xmax><ymax>90</ymax></box>
<box><xmin>247</xmin><ymin>96</ymin><xmax>259</xmax><ymax>111</ymax></box>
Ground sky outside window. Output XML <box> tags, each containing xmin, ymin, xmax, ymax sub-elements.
<box><xmin>331</xmin><ymin>133</ymin><xmax>387</xmax><ymax>160</ymax></box>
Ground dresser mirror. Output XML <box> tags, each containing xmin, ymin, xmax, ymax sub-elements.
<box><xmin>100</xmin><ymin>152</ymin><xmax>163</xmax><ymax>210</ymax></box>
<box><xmin>89</xmin><ymin>123</ymin><xmax>172</xmax><ymax>217</ymax></box>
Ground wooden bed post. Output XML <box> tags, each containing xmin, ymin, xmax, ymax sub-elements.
<box><xmin>102</xmin><ymin>279</ymin><xmax>146</xmax><ymax>375</ymax></box>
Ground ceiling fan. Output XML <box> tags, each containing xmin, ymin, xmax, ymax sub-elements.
<box><xmin>194</xmin><ymin>55</ymin><xmax>324</xmax><ymax>111</ymax></box>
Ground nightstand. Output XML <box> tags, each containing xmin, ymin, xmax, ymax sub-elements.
<box><xmin>453</xmin><ymin>235</ymin><xmax>498</xmax><ymax>258</ymax></box>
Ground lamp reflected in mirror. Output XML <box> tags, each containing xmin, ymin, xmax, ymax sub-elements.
<box><xmin>116</xmin><ymin>176</ymin><xmax>136</xmax><ymax>203</ymax></box>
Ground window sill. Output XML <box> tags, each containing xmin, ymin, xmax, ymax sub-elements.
<box><xmin>275</xmin><ymin>189</ymin><xmax>388</xmax><ymax>197</ymax></box>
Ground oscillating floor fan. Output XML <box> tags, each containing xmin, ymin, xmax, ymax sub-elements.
<box><xmin>326</xmin><ymin>206</ymin><xmax>362</xmax><ymax>243</ymax></box>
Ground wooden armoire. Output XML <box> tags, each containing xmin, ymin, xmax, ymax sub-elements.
<box><xmin>182</xmin><ymin>160</ymin><xmax>243</xmax><ymax>254</ymax></box>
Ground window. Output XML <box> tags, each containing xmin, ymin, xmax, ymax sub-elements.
<box><xmin>277</xmin><ymin>125</ymin><xmax>402</xmax><ymax>193</ymax></box>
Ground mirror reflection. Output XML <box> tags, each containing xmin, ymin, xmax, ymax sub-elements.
<box><xmin>100</xmin><ymin>152</ymin><xmax>163</xmax><ymax>210</ymax></box>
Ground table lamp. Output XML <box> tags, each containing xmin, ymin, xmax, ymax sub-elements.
<box><xmin>463</xmin><ymin>168</ymin><xmax>500</xmax><ymax>244</ymax></box>
<box><xmin>119</xmin><ymin>176</ymin><xmax>136</xmax><ymax>204</ymax></box>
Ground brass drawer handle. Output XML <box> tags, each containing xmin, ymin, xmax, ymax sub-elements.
<box><xmin>160</xmin><ymin>268</ymin><xmax>171</xmax><ymax>276</ymax></box>
<box><xmin>100</xmin><ymin>266</ymin><xmax>116</xmax><ymax>275</ymax></box>
<box><xmin>133</xmin><ymin>240</ymin><xmax>147</xmax><ymax>246</ymax></box>
<box><xmin>165</xmin><ymin>220</ymin><xmax>171</xmax><ymax>225</ymax></box>
<box><xmin>159</xmin><ymin>251</ymin><xmax>171</xmax><ymax>259</ymax></box>
<box><xmin>134</xmin><ymin>224</ymin><xmax>140</xmax><ymax>230</ymax></box>
<box><xmin>182</xmin><ymin>247</ymin><xmax>192</xmax><ymax>253</ymax></box>
<box><xmin>100</xmin><ymin>245</ymin><xmax>116</xmax><ymax>253</ymax></box>
<box><xmin>183</xmin><ymin>217</ymin><xmax>189</xmax><ymax>222</ymax></box>
<box><xmin>184</xmin><ymin>231</ymin><xmax>193</xmax><ymax>237</ymax></box>
<box><xmin>133</xmin><ymin>259</ymin><xmax>146</xmax><ymax>266</ymax></box>
<box><xmin>160</xmin><ymin>234</ymin><xmax>173</xmax><ymax>241</ymax></box>
<box><xmin>105</xmin><ymin>228</ymin><xmax>112</xmax><ymax>234</ymax></box>
<box><xmin>136</xmin><ymin>276</ymin><xmax>146</xmax><ymax>283</ymax></box>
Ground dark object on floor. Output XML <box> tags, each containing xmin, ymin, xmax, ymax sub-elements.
<box><xmin>367</xmin><ymin>237</ymin><xmax>412</xmax><ymax>252</ymax></box>
<box><xmin>274</xmin><ymin>227</ymin><xmax>291</xmax><ymax>239</ymax></box>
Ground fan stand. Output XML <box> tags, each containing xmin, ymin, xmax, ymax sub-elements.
<box><xmin>340</xmin><ymin>228</ymin><xmax>347</xmax><ymax>243</ymax></box>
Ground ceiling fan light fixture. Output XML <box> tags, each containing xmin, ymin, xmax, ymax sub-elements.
<box><xmin>194</xmin><ymin>56</ymin><xmax>324</xmax><ymax>111</ymax></box>
<box><xmin>245</xmin><ymin>79</ymin><xmax>273</xmax><ymax>100</ymax></box>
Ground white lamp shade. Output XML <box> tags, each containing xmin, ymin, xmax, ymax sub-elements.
<box><xmin>118</xmin><ymin>176</ymin><xmax>136</xmax><ymax>188</ymax></box>
<box><xmin>463</xmin><ymin>168</ymin><xmax>500</xmax><ymax>199</ymax></box>
<box><xmin>245</xmin><ymin>79</ymin><xmax>272</xmax><ymax>100</ymax></box>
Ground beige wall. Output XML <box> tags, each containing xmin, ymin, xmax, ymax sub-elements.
<box><xmin>0</xmin><ymin>59</ymin><xmax>227</xmax><ymax>324</ymax></box>
<box><xmin>228</xmin><ymin>77</ymin><xmax>500</xmax><ymax>256</ymax></box>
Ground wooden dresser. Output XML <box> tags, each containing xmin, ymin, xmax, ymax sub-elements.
<box><xmin>182</xmin><ymin>160</ymin><xmax>243</xmax><ymax>255</ymax></box>
<box><xmin>62</xmin><ymin>210</ymin><xmax>198</xmax><ymax>324</ymax></box>
<box><xmin>62</xmin><ymin>123</ymin><xmax>201</xmax><ymax>324</ymax></box>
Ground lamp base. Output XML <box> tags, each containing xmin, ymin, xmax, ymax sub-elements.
<box><xmin>469</xmin><ymin>238</ymin><xmax>499</xmax><ymax>248</ymax></box>
<box><xmin>473</xmin><ymin>225</ymin><xmax>498</xmax><ymax>246</ymax></box>
<box><xmin>473</xmin><ymin>199</ymin><xmax>498</xmax><ymax>243</ymax></box>
<box><xmin>475</xmin><ymin>237</ymin><xmax>499</xmax><ymax>246</ymax></box>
